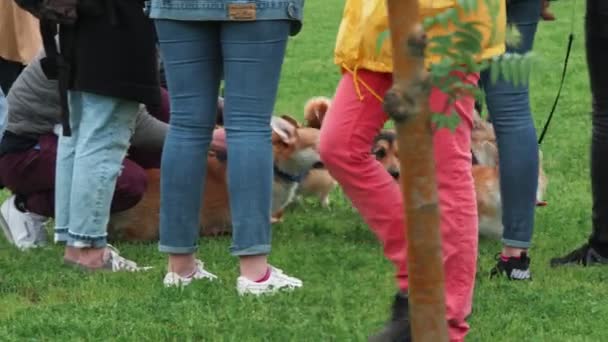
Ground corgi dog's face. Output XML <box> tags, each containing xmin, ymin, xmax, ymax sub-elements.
<box><xmin>372</xmin><ymin>129</ymin><xmax>400</xmax><ymax>180</ymax></box>
<box><xmin>271</xmin><ymin>115</ymin><xmax>324</xmax><ymax>177</ymax></box>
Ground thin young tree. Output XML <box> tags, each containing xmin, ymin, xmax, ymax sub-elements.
<box><xmin>383</xmin><ymin>0</ymin><xmax>526</xmax><ymax>340</ymax></box>
<box><xmin>384</xmin><ymin>0</ymin><xmax>448</xmax><ymax>340</ymax></box>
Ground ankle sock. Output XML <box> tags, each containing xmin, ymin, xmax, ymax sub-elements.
<box><xmin>255</xmin><ymin>268</ymin><xmax>271</xmax><ymax>283</ymax></box>
<box><xmin>501</xmin><ymin>254</ymin><xmax>521</xmax><ymax>262</ymax></box>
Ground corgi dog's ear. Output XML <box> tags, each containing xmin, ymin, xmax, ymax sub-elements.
<box><xmin>280</xmin><ymin>114</ymin><xmax>301</xmax><ymax>128</ymax></box>
<box><xmin>271</xmin><ymin>116</ymin><xmax>297</xmax><ymax>145</ymax></box>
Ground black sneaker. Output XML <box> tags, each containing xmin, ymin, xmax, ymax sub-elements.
<box><xmin>369</xmin><ymin>292</ymin><xmax>412</xmax><ymax>342</ymax></box>
<box><xmin>490</xmin><ymin>252</ymin><xmax>532</xmax><ymax>280</ymax></box>
<box><xmin>550</xmin><ymin>243</ymin><xmax>608</xmax><ymax>267</ymax></box>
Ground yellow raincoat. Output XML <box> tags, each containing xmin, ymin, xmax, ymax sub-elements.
<box><xmin>334</xmin><ymin>0</ymin><xmax>507</xmax><ymax>74</ymax></box>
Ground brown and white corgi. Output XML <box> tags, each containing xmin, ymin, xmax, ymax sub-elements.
<box><xmin>366</xmin><ymin>110</ymin><xmax>548</xmax><ymax>239</ymax></box>
<box><xmin>108</xmin><ymin>116</ymin><xmax>327</xmax><ymax>241</ymax></box>
<box><xmin>471</xmin><ymin>111</ymin><xmax>548</xmax><ymax>238</ymax></box>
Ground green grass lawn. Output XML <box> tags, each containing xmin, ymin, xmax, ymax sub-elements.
<box><xmin>1</xmin><ymin>0</ymin><xmax>605</xmax><ymax>341</ymax></box>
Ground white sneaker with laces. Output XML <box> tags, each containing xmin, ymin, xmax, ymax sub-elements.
<box><xmin>163</xmin><ymin>259</ymin><xmax>218</xmax><ymax>287</ymax></box>
<box><xmin>237</xmin><ymin>266</ymin><xmax>303</xmax><ymax>295</ymax></box>
<box><xmin>62</xmin><ymin>244</ymin><xmax>152</xmax><ymax>272</ymax></box>
<box><xmin>0</xmin><ymin>195</ymin><xmax>48</xmax><ymax>249</ymax></box>
<box><xmin>104</xmin><ymin>244</ymin><xmax>152</xmax><ymax>272</ymax></box>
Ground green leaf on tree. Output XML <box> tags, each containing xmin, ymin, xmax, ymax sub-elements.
<box><xmin>376</xmin><ymin>30</ymin><xmax>390</xmax><ymax>54</ymax></box>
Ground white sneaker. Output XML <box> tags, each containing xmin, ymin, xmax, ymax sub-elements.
<box><xmin>163</xmin><ymin>259</ymin><xmax>218</xmax><ymax>287</ymax></box>
<box><xmin>0</xmin><ymin>195</ymin><xmax>48</xmax><ymax>249</ymax></box>
<box><xmin>62</xmin><ymin>244</ymin><xmax>152</xmax><ymax>272</ymax></box>
<box><xmin>104</xmin><ymin>245</ymin><xmax>153</xmax><ymax>272</ymax></box>
<box><xmin>237</xmin><ymin>266</ymin><xmax>303</xmax><ymax>296</ymax></box>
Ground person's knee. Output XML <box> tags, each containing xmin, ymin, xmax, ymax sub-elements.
<box><xmin>112</xmin><ymin>161</ymin><xmax>147</xmax><ymax>212</ymax></box>
<box><xmin>319</xmin><ymin>130</ymin><xmax>350</xmax><ymax>171</ymax></box>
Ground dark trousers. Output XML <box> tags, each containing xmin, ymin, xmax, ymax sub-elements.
<box><xmin>587</xmin><ymin>0</ymin><xmax>608</xmax><ymax>246</ymax></box>
<box><xmin>0</xmin><ymin>88</ymin><xmax>170</xmax><ymax>217</ymax></box>
<box><xmin>0</xmin><ymin>135</ymin><xmax>147</xmax><ymax>217</ymax></box>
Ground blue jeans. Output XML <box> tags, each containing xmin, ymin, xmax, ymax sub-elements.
<box><xmin>480</xmin><ymin>0</ymin><xmax>541</xmax><ymax>248</ymax></box>
<box><xmin>155</xmin><ymin>20</ymin><xmax>290</xmax><ymax>255</ymax></box>
<box><xmin>54</xmin><ymin>91</ymin><xmax>138</xmax><ymax>248</ymax></box>
<box><xmin>0</xmin><ymin>88</ymin><xmax>6</xmax><ymax>141</ymax></box>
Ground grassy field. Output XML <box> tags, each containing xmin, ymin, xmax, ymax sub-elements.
<box><xmin>1</xmin><ymin>0</ymin><xmax>605</xmax><ymax>341</ymax></box>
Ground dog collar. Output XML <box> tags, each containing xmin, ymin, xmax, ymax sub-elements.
<box><xmin>274</xmin><ymin>165</ymin><xmax>305</xmax><ymax>183</ymax></box>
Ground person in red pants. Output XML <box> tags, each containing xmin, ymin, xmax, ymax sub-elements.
<box><xmin>319</xmin><ymin>1</ymin><xmax>506</xmax><ymax>341</ymax></box>
<box><xmin>0</xmin><ymin>50</ymin><xmax>169</xmax><ymax>249</ymax></box>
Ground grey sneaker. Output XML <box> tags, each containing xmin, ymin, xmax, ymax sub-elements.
<box><xmin>0</xmin><ymin>195</ymin><xmax>48</xmax><ymax>249</ymax></box>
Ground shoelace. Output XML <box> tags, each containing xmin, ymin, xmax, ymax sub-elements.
<box><xmin>106</xmin><ymin>245</ymin><xmax>147</xmax><ymax>272</ymax></box>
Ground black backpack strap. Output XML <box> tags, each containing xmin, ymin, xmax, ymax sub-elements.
<box><xmin>39</xmin><ymin>20</ymin><xmax>73</xmax><ymax>137</ymax></box>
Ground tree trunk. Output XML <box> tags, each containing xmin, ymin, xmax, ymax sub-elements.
<box><xmin>384</xmin><ymin>1</ymin><xmax>449</xmax><ymax>341</ymax></box>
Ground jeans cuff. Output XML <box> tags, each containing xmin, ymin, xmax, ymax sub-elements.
<box><xmin>502</xmin><ymin>238</ymin><xmax>531</xmax><ymax>249</ymax></box>
<box><xmin>54</xmin><ymin>227</ymin><xmax>68</xmax><ymax>243</ymax></box>
<box><xmin>67</xmin><ymin>231</ymin><xmax>107</xmax><ymax>248</ymax></box>
<box><xmin>230</xmin><ymin>244</ymin><xmax>271</xmax><ymax>256</ymax></box>
<box><xmin>158</xmin><ymin>244</ymin><xmax>198</xmax><ymax>254</ymax></box>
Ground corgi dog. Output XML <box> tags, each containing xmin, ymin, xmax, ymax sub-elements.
<box><xmin>471</xmin><ymin>111</ymin><xmax>548</xmax><ymax>238</ymax></box>
<box><xmin>367</xmin><ymin>110</ymin><xmax>548</xmax><ymax>239</ymax></box>
<box><xmin>372</xmin><ymin>129</ymin><xmax>400</xmax><ymax>180</ymax></box>
<box><xmin>289</xmin><ymin>96</ymin><xmax>337</xmax><ymax>209</ymax></box>
<box><xmin>108</xmin><ymin>116</ymin><xmax>327</xmax><ymax>241</ymax></box>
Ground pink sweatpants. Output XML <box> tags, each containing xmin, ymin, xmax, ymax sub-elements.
<box><xmin>319</xmin><ymin>70</ymin><xmax>479</xmax><ymax>342</ymax></box>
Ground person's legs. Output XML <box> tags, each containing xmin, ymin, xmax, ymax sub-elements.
<box><xmin>60</xmin><ymin>91</ymin><xmax>141</xmax><ymax>269</ymax></box>
<box><xmin>68</xmin><ymin>91</ymin><xmax>138</xmax><ymax>247</ymax></box>
<box><xmin>432</xmin><ymin>73</ymin><xmax>479</xmax><ymax>342</ymax></box>
<box><xmin>320</xmin><ymin>70</ymin><xmax>478</xmax><ymax>341</ymax></box>
<box><xmin>588</xmin><ymin>0</ymin><xmax>608</xmax><ymax>252</ymax></box>
<box><xmin>551</xmin><ymin>0</ymin><xmax>608</xmax><ymax>266</ymax></box>
<box><xmin>155</xmin><ymin>20</ymin><xmax>221</xmax><ymax>277</ymax></box>
<box><xmin>0</xmin><ymin>134</ymin><xmax>148</xmax><ymax>218</ymax></box>
<box><xmin>480</xmin><ymin>0</ymin><xmax>540</xmax><ymax>278</ymax></box>
<box><xmin>319</xmin><ymin>70</ymin><xmax>407</xmax><ymax>289</ymax></box>
<box><xmin>220</xmin><ymin>20</ymin><xmax>302</xmax><ymax>294</ymax></box>
<box><xmin>221</xmin><ymin>19</ymin><xmax>290</xmax><ymax>272</ymax></box>
<box><xmin>54</xmin><ymin>92</ymin><xmax>82</xmax><ymax>244</ymax></box>
<box><xmin>0</xmin><ymin>146</ymin><xmax>50</xmax><ymax>248</ymax></box>
<box><xmin>0</xmin><ymin>134</ymin><xmax>56</xmax><ymax>248</ymax></box>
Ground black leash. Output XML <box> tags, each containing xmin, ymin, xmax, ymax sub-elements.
<box><xmin>537</xmin><ymin>0</ymin><xmax>577</xmax><ymax>145</ymax></box>
<box><xmin>537</xmin><ymin>32</ymin><xmax>574</xmax><ymax>145</ymax></box>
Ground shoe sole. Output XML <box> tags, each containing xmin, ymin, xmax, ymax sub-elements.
<box><xmin>0</xmin><ymin>208</ymin><xmax>15</xmax><ymax>245</ymax></box>
<box><xmin>237</xmin><ymin>284</ymin><xmax>301</xmax><ymax>296</ymax></box>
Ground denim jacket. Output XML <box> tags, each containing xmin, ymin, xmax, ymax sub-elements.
<box><xmin>147</xmin><ymin>0</ymin><xmax>304</xmax><ymax>35</ymax></box>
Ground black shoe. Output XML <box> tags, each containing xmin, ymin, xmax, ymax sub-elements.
<box><xmin>369</xmin><ymin>292</ymin><xmax>412</xmax><ymax>342</ymax></box>
<box><xmin>490</xmin><ymin>252</ymin><xmax>532</xmax><ymax>280</ymax></box>
<box><xmin>550</xmin><ymin>243</ymin><xmax>608</xmax><ymax>267</ymax></box>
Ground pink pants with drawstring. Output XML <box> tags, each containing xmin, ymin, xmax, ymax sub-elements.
<box><xmin>319</xmin><ymin>69</ymin><xmax>479</xmax><ymax>342</ymax></box>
